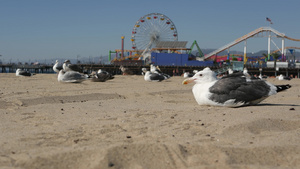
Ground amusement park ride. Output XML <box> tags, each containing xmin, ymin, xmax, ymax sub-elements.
<box><xmin>110</xmin><ymin>13</ymin><xmax>180</xmax><ymax>64</ymax></box>
<box><xmin>204</xmin><ymin>27</ymin><xmax>300</xmax><ymax>64</ymax></box>
<box><xmin>110</xmin><ymin>13</ymin><xmax>300</xmax><ymax>67</ymax></box>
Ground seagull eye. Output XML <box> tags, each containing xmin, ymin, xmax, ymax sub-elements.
<box><xmin>199</xmin><ymin>74</ymin><xmax>203</xmax><ymax>76</ymax></box>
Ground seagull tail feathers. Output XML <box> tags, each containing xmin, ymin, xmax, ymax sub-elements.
<box><xmin>275</xmin><ymin>84</ymin><xmax>291</xmax><ymax>93</ymax></box>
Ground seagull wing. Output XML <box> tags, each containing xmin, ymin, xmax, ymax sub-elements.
<box><xmin>150</xmin><ymin>73</ymin><xmax>166</xmax><ymax>81</ymax></box>
<box><xmin>63</xmin><ymin>71</ymin><xmax>86</xmax><ymax>82</ymax></box>
<box><xmin>209</xmin><ymin>76</ymin><xmax>271</xmax><ymax>104</ymax></box>
<box><xmin>19</xmin><ymin>70</ymin><xmax>32</xmax><ymax>76</ymax></box>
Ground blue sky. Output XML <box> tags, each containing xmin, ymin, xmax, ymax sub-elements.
<box><xmin>1</xmin><ymin>0</ymin><xmax>300</xmax><ymax>63</ymax></box>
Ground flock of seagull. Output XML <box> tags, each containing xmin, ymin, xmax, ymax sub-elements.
<box><xmin>54</xmin><ymin>60</ymin><xmax>115</xmax><ymax>83</ymax></box>
<box><xmin>54</xmin><ymin>61</ymin><xmax>172</xmax><ymax>83</ymax></box>
<box><xmin>15</xmin><ymin>61</ymin><xmax>293</xmax><ymax>107</ymax></box>
<box><xmin>15</xmin><ymin>60</ymin><xmax>292</xmax><ymax>83</ymax></box>
<box><xmin>15</xmin><ymin>60</ymin><xmax>173</xmax><ymax>83</ymax></box>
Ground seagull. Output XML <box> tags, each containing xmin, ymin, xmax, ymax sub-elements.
<box><xmin>150</xmin><ymin>64</ymin><xmax>158</xmax><ymax>73</ymax></box>
<box><xmin>277</xmin><ymin>74</ymin><xmax>291</xmax><ymax>81</ymax></box>
<box><xmin>227</xmin><ymin>68</ymin><xmax>240</xmax><ymax>74</ymax></box>
<box><xmin>150</xmin><ymin>64</ymin><xmax>163</xmax><ymax>74</ymax></box>
<box><xmin>144</xmin><ymin>71</ymin><xmax>169</xmax><ymax>82</ymax></box>
<box><xmin>183</xmin><ymin>72</ymin><xmax>194</xmax><ymax>78</ymax></box>
<box><xmin>193</xmin><ymin>70</ymin><xmax>199</xmax><ymax>74</ymax></box>
<box><xmin>228</xmin><ymin>68</ymin><xmax>234</xmax><ymax>74</ymax></box>
<box><xmin>63</xmin><ymin>60</ymin><xmax>83</xmax><ymax>72</ymax></box>
<box><xmin>53</xmin><ymin>60</ymin><xmax>63</xmax><ymax>73</ymax></box>
<box><xmin>150</xmin><ymin>64</ymin><xmax>171</xmax><ymax>79</ymax></box>
<box><xmin>90</xmin><ymin>69</ymin><xmax>114</xmax><ymax>82</ymax></box>
<box><xmin>98</xmin><ymin>69</ymin><xmax>114</xmax><ymax>79</ymax></box>
<box><xmin>58</xmin><ymin>70</ymin><xmax>87</xmax><ymax>83</ymax></box>
<box><xmin>182</xmin><ymin>67</ymin><xmax>291</xmax><ymax>107</ymax></box>
<box><xmin>258</xmin><ymin>73</ymin><xmax>268</xmax><ymax>80</ymax></box>
<box><xmin>119</xmin><ymin>65</ymin><xmax>134</xmax><ymax>75</ymax></box>
<box><xmin>16</xmin><ymin>69</ymin><xmax>34</xmax><ymax>76</ymax></box>
<box><xmin>229</xmin><ymin>67</ymin><xmax>260</xmax><ymax>81</ymax></box>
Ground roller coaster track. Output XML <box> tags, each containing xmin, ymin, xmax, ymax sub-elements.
<box><xmin>272</xmin><ymin>46</ymin><xmax>300</xmax><ymax>54</ymax></box>
<box><xmin>204</xmin><ymin>27</ymin><xmax>300</xmax><ymax>60</ymax></box>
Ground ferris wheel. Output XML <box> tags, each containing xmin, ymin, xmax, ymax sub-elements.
<box><xmin>131</xmin><ymin>13</ymin><xmax>178</xmax><ymax>56</ymax></box>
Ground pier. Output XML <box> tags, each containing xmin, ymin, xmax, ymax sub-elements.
<box><xmin>0</xmin><ymin>64</ymin><xmax>54</xmax><ymax>74</ymax></box>
<box><xmin>1</xmin><ymin>63</ymin><xmax>299</xmax><ymax>78</ymax></box>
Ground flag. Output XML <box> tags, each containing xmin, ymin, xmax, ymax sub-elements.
<box><xmin>266</xmin><ymin>17</ymin><xmax>273</xmax><ymax>24</ymax></box>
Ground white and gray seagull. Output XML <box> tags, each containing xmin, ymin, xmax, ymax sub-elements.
<box><xmin>58</xmin><ymin>70</ymin><xmax>87</xmax><ymax>83</ymax></box>
<box><xmin>183</xmin><ymin>67</ymin><xmax>291</xmax><ymax>107</ymax></box>
<box><xmin>144</xmin><ymin>71</ymin><xmax>169</xmax><ymax>82</ymax></box>
<box><xmin>150</xmin><ymin>64</ymin><xmax>171</xmax><ymax>79</ymax></box>
<box><xmin>90</xmin><ymin>69</ymin><xmax>114</xmax><ymax>82</ymax></box>
<box><xmin>16</xmin><ymin>69</ymin><xmax>35</xmax><ymax>77</ymax></box>
<box><xmin>277</xmin><ymin>74</ymin><xmax>291</xmax><ymax>81</ymax></box>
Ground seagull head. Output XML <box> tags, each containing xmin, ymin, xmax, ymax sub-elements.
<box><xmin>16</xmin><ymin>69</ymin><xmax>21</xmax><ymax>75</ymax></box>
<box><xmin>243</xmin><ymin>68</ymin><xmax>248</xmax><ymax>74</ymax></box>
<box><xmin>141</xmin><ymin>68</ymin><xmax>147</xmax><ymax>73</ymax></box>
<box><xmin>228</xmin><ymin>68</ymin><xmax>233</xmax><ymax>74</ymax></box>
<box><xmin>150</xmin><ymin>64</ymin><xmax>156</xmax><ymax>72</ymax></box>
<box><xmin>64</xmin><ymin>60</ymin><xmax>70</xmax><ymax>63</ymax></box>
<box><xmin>183</xmin><ymin>72</ymin><xmax>189</xmax><ymax>76</ymax></box>
<box><xmin>193</xmin><ymin>70</ymin><xmax>199</xmax><ymax>74</ymax></box>
<box><xmin>182</xmin><ymin>67</ymin><xmax>217</xmax><ymax>85</ymax></box>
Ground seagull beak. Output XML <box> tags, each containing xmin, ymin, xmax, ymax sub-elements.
<box><xmin>182</xmin><ymin>78</ymin><xmax>195</xmax><ymax>85</ymax></box>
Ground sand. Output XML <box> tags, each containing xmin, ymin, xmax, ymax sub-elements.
<box><xmin>0</xmin><ymin>73</ymin><xmax>300</xmax><ymax>169</ymax></box>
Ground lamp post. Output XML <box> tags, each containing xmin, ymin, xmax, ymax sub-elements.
<box><xmin>121</xmin><ymin>36</ymin><xmax>125</xmax><ymax>59</ymax></box>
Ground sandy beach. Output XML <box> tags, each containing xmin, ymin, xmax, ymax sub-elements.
<box><xmin>0</xmin><ymin>73</ymin><xmax>300</xmax><ymax>169</ymax></box>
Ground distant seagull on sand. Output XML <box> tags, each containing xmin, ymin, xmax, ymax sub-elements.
<box><xmin>98</xmin><ymin>69</ymin><xmax>114</xmax><ymax>79</ymax></box>
<box><xmin>53</xmin><ymin>60</ymin><xmax>63</xmax><ymax>73</ymax></box>
<box><xmin>277</xmin><ymin>74</ymin><xmax>291</xmax><ymax>81</ymax></box>
<box><xmin>183</xmin><ymin>67</ymin><xmax>291</xmax><ymax>107</ymax></box>
<box><xmin>258</xmin><ymin>73</ymin><xmax>268</xmax><ymax>80</ymax></box>
<box><xmin>183</xmin><ymin>72</ymin><xmax>194</xmax><ymax>78</ymax></box>
<box><xmin>227</xmin><ymin>68</ymin><xmax>239</xmax><ymax>75</ymax></box>
<box><xmin>16</xmin><ymin>69</ymin><xmax>35</xmax><ymax>77</ymax></box>
<box><xmin>90</xmin><ymin>69</ymin><xmax>114</xmax><ymax>82</ymax></box>
<box><xmin>227</xmin><ymin>67</ymin><xmax>260</xmax><ymax>81</ymax></box>
<box><xmin>150</xmin><ymin>64</ymin><xmax>171</xmax><ymax>79</ymax></box>
<box><xmin>150</xmin><ymin>64</ymin><xmax>160</xmax><ymax>73</ymax></box>
<box><xmin>144</xmin><ymin>71</ymin><xmax>169</xmax><ymax>82</ymax></box>
<box><xmin>58</xmin><ymin>70</ymin><xmax>87</xmax><ymax>83</ymax></box>
<box><xmin>150</xmin><ymin>64</ymin><xmax>165</xmax><ymax>74</ymax></box>
<box><xmin>63</xmin><ymin>60</ymin><xmax>83</xmax><ymax>72</ymax></box>
<box><xmin>120</xmin><ymin>65</ymin><xmax>133</xmax><ymax>75</ymax></box>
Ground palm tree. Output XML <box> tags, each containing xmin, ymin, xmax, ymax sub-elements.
<box><xmin>271</xmin><ymin>52</ymin><xmax>280</xmax><ymax>69</ymax></box>
<box><xmin>262</xmin><ymin>53</ymin><xmax>268</xmax><ymax>62</ymax></box>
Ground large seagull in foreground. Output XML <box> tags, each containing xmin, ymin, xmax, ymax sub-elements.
<box><xmin>183</xmin><ymin>67</ymin><xmax>291</xmax><ymax>107</ymax></box>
